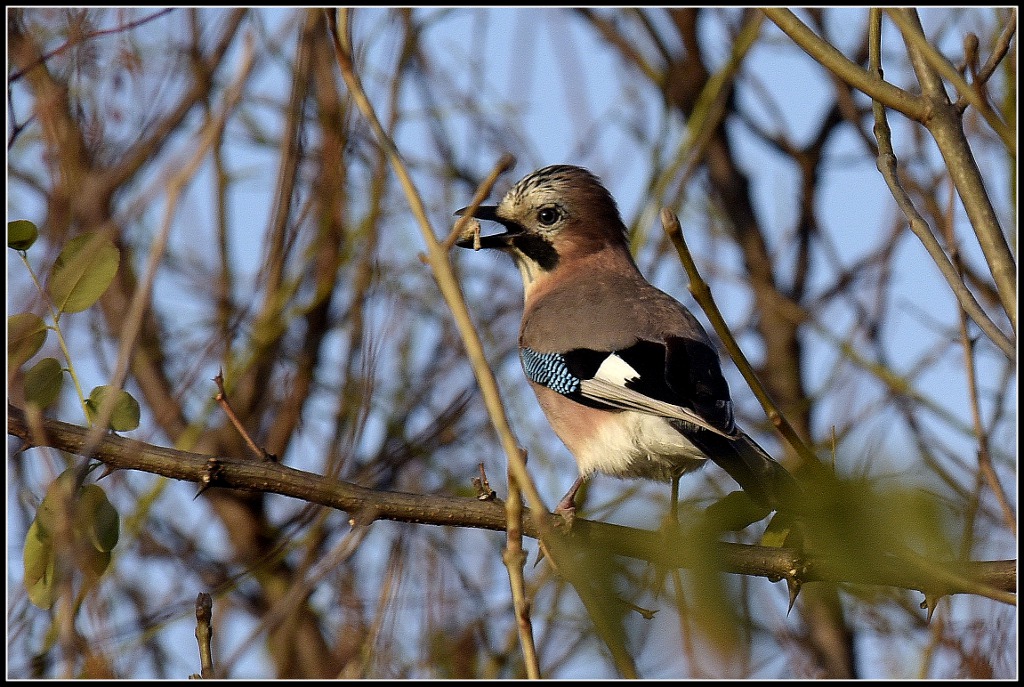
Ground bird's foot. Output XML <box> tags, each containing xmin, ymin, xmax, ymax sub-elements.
<box><xmin>553</xmin><ymin>498</ymin><xmax>576</xmax><ymax>526</ymax></box>
<box><xmin>553</xmin><ymin>476</ymin><xmax>585</xmax><ymax>527</ymax></box>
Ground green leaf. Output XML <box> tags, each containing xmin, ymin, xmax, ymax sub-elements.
<box><xmin>35</xmin><ymin>469</ymin><xmax>79</xmax><ymax>538</ymax></box>
<box><xmin>86</xmin><ymin>385</ymin><xmax>141</xmax><ymax>431</ymax></box>
<box><xmin>760</xmin><ymin>511</ymin><xmax>796</xmax><ymax>549</ymax></box>
<box><xmin>23</xmin><ymin>474</ymin><xmax>121</xmax><ymax>607</ymax></box>
<box><xmin>23</xmin><ymin>518</ymin><xmax>53</xmax><ymax>583</ymax></box>
<box><xmin>47</xmin><ymin>232</ymin><xmax>120</xmax><ymax>314</ymax></box>
<box><xmin>798</xmin><ymin>473</ymin><xmax>956</xmax><ymax>580</ymax></box>
<box><xmin>81</xmin><ymin>548</ymin><xmax>112</xmax><ymax>581</ymax></box>
<box><xmin>24</xmin><ymin>357</ymin><xmax>64</xmax><ymax>409</ymax></box>
<box><xmin>78</xmin><ymin>485</ymin><xmax>120</xmax><ymax>553</ymax></box>
<box><xmin>23</xmin><ymin>518</ymin><xmax>58</xmax><ymax>609</ymax></box>
<box><xmin>8</xmin><ymin>219</ymin><xmax>39</xmax><ymax>251</ymax></box>
<box><xmin>8</xmin><ymin>313</ymin><xmax>48</xmax><ymax>370</ymax></box>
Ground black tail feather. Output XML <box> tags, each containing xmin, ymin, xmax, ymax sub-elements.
<box><xmin>686</xmin><ymin>428</ymin><xmax>801</xmax><ymax>512</ymax></box>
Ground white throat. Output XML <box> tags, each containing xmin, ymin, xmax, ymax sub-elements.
<box><xmin>512</xmin><ymin>251</ymin><xmax>548</xmax><ymax>300</ymax></box>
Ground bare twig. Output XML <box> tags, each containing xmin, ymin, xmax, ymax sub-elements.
<box><xmin>503</xmin><ymin>450</ymin><xmax>541</xmax><ymax>679</ymax></box>
<box><xmin>325</xmin><ymin>9</ymin><xmax>551</xmax><ymax>674</ymax></box>
<box><xmin>79</xmin><ymin>33</ymin><xmax>258</xmax><ymax>460</ymax></box>
<box><xmin>762</xmin><ymin>8</ymin><xmax>925</xmax><ymax>119</ymax></box>
<box><xmin>442</xmin><ymin>153</ymin><xmax>516</xmax><ymax>251</ymax></box>
<box><xmin>213</xmin><ymin>370</ymin><xmax>273</xmax><ymax>462</ymax></box>
<box><xmin>884</xmin><ymin>8</ymin><xmax>1014</xmax><ymax>150</ymax></box>
<box><xmin>473</xmin><ymin>463</ymin><xmax>497</xmax><ymax>501</ymax></box>
<box><xmin>866</xmin><ymin>11</ymin><xmax>1015</xmax><ymax>360</ymax></box>
<box><xmin>972</xmin><ymin>11</ymin><xmax>1017</xmax><ymax>91</ymax></box>
<box><xmin>8</xmin><ymin>8</ymin><xmax>176</xmax><ymax>83</ymax></box>
<box><xmin>660</xmin><ymin>208</ymin><xmax>819</xmax><ymax>468</ymax></box>
<box><xmin>942</xmin><ymin>182</ymin><xmax>1017</xmax><ymax>536</ymax></box>
<box><xmin>194</xmin><ymin>592</ymin><xmax>216</xmax><ymax>679</ymax></box>
<box><xmin>325</xmin><ymin>8</ymin><xmax>549</xmax><ymax>526</ymax></box>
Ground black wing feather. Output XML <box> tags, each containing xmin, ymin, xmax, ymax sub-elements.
<box><xmin>561</xmin><ymin>337</ymin><xmax>734</xmax><ymax>434</ymax></box>
<box><xmin>663</xmin><ymin>336</ymin><xmax>735</xmax><ymax>433</ymax></box>
<box><xmin>556</xmin><ymin>340</ymin><xmax>798</xmax><ymax>511</ymax></box>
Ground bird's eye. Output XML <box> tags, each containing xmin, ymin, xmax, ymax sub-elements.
<box><xmin>537</xmin><ymin>207</ymin><xmax>560</xmax><ymax>226</ymax></box>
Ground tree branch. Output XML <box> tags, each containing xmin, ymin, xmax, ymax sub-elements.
<box><xmin>762</xmin><ymin>8</ymin><xmax>925</xmax><ymax>119</ymax></box>
<box><xmin>8</xmin><ymin>406</ymin><xmax>1016</xmax><ymax>604</ymax></box>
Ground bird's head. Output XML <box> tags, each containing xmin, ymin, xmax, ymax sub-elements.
<box><xmin>456</xmin><ymin>165</ymin><xmax>630</xmax><ymax>278</ymax></box>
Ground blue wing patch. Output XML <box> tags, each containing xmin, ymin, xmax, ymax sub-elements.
<box><xmin>520</xmin><ymin>347</ymin><xmax>581</xmax><ymax>395</ymax></box>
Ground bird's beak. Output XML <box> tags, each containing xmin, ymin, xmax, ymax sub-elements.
<box><xmin>454</xmin><ymin>205</ymin><xmax>517</xmax><ymax>249</ymax></box>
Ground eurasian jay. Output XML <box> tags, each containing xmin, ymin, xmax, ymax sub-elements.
<box><xmin>457</xmin><ymin>165</ymin><xmax>797</xmax><ymax>517</ymax></box>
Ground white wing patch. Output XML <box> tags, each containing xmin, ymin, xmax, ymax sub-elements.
<box><xmin>593</xmin><ymin>352</ymin><xmax>640</xmax><ymax>386</ymax></box>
